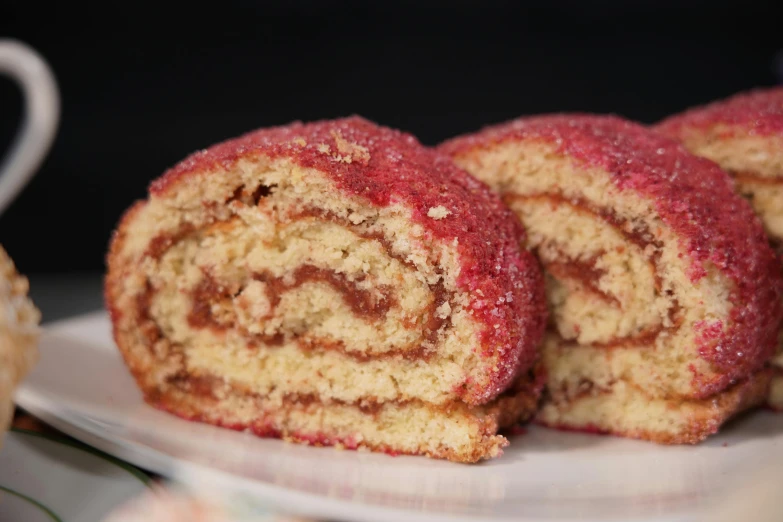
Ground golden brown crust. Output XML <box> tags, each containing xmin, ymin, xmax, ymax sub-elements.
<box><xmin>141</xmin><ymin>369</ymin><xmax>541</xmax><ymax>464</ymax></box>
<box><xmin>537</xmin><ymin>368</ymin><xmax>771</xmax><ymax>444</ymax></box>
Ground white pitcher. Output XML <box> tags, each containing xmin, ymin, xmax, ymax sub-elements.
<box><xmin>0</xmin><ymin>40</ymin><xmax>59</xmax><ymax>216</ymax></box>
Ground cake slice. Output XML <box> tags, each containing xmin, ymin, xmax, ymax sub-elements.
<box><xmin>105</xmin><ymin>116</ymin><xmax>547</xmax><ymax>462</ymax></box>
<box><xmin>655</xmin><ymin>87</ymin><xmax>783</xmax><ymax>409</ymax></box>
<box><xmin>440</xmin><ymin>114</ymin><xmax>783</xmax><ymax>443</ymax></box>
<box><xmin>0</xmin><ymin>245</ymin><xmax>40</xmax><ymax>445</ymax></box>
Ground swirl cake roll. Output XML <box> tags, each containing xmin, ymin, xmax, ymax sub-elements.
<box><xmin>105</xmin><ymin>117</ymin><xmax>547</xmax><ymax>462</ymax></box>
<box><xmin>655</xmin><ymin>87</ymin><xmax>783</xmax><ymax>409</ymax></box>
<box><xmin>0</xmin><ymin>245</ymin><xmax>40</xmax><ymax>445</ymax></box>
<box><xmin>440</xmin><ymin>114</ymin><xmax>783</xmax><ymax>443</ymax></box>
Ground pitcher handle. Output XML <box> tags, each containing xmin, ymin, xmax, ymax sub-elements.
<box><xmin>0</xmin><ymin>40</ymin><xmax>60</xmax><ymax>217</ymax></box>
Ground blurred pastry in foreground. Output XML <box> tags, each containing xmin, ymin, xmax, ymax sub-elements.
<box><xmin>105</xmin><ymin>116</ymin><xmax>547</xmax><ymax>463</ymax></box>
<box><xmin>103</xmin><ymin>484</ymin><xmax>309</xmax><ymax>522</ymax></box>
<box><xmin>0</xmin><ymin>245</ymin><xmax>40</xmax><ymax>443</ymax></box>
<box><xmin>440</xmin><ymin>114</ymin><xmax>783</xmax><ymax>443</ymax></box>
<box><xmin>655</xmin><ymin>87</ymin><xmax>783</xmax><ymax>409</ymax></box>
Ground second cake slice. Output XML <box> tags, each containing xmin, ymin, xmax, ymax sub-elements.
<box><xmin>655</xmin><ymin>87</ymin><xmax>783</xmax><ymax>409</ymax></box>
<box><xmin>440</xmin><ymin>114</ymin><xmax>783</xmax><ymax>443</ymax></box>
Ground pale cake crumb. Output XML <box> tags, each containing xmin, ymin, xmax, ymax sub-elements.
<box><xmin>427</xmin><ymin>206</ymin><xmax>451</xmax><ymax>220</ymax></box>
<box><xmin>331</xmin><ymin>130</ymin><xmax>371</xmax><ymax>165</ymax></box>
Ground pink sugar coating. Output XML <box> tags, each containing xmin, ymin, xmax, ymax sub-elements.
<box><xmin>655</xmin><ymin>87</ymin><xmax>783</xmax><ymax>137</ymax></box>
<box><xmin>149</xmin><ymin>116</ymin><xmax>547</xmax><ymax>405</ymax></box>
<box><xmin>440</xmin><ymin>114</ymin><xmax>783</xmax><ymax>397</ymax></box>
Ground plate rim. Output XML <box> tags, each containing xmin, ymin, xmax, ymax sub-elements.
<box><xmin>8</xmin><ymin>427</ymin><xmax>152</xmax><ymax>487</ymax></box>
<box><xmin>0</xmin><ymin>426</ymin><xmax>151</xmax><ymax>522</ymax></box>
<box><xmin>15</xmin><ymin>400</ymin><xmax>536</xmax><ymax>522</ymax></box>
<box><xmin>15</xmin><ymin>311</ymin><xmax>737</xmax><ymax>522</ymax></box>
<box><xmin>0</xmin><ymin>484</ymin><xmax>63</xmax><ymax>522</ymax></box>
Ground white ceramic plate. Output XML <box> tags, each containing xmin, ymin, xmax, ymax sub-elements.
<box><xmin>0</xmin><ymin>428</ymin><xmax>149</xmax><ymax>521</ymax></box>
<box><xmin>15</xmin><ymin>312</ymin><xmax>783</xmax><ymax>522</ymax></box>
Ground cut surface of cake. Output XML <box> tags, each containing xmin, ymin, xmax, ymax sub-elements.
<box><xmin>0</xmin><ymin>245</ymin><xmax>40</xmax><ymax>445</ymax></box>
<box><xmin>105</xmin><ymin>116</ymin><xmax>547</xmax><ymax>463</ymax></box>
<box><xmin>440</xmin><ymin>114</ymin><xmax>783</xmax><ymax>443</ymax></box>
<box><xmin>655</xmin><ymin>87</ymin><xmax>783</xmax><ymax>409</ymax></box>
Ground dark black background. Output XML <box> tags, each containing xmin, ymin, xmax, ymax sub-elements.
<box><xmin>1</xmin><ymin>2</ymin><xmax>781</xmax><ymax>275</ymax></box>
